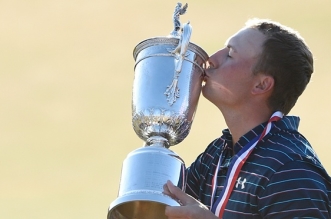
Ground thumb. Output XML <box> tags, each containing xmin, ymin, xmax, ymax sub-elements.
<box><xmin>165</xmin><ymin>180</ymin><xmax>194</xmax><ymax>206</ymax></box>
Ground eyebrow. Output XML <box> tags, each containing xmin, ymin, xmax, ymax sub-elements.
<box><xmin>225</xmin><ymin>43</ymin><xmax>237</xmax><ymax>52</ymax></box>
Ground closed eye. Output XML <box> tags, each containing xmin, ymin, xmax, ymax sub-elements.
<box><xmin>227</xmin><ymin>46</ymin><xmax>233</xmax><ymax>58</ymax></box>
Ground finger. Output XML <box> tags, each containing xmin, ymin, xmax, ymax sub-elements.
<box><xmin>166</xmin><ymin>205</ymin><xmax>218</xmax><ymax>219</ymax></box>
<box><xmin>165</xmin><ymin>205</ymin><xmax>191</xmax><ymax>218</ymax></box>
<box><xmin>166</xmin><ymin>180</ymin><xmax>195</xmax><ymax>206</ymax></box>
<box><xmin>163</xmin><ymin>182</ymin><xmax>176</xmax><ymax>200</ymax></box>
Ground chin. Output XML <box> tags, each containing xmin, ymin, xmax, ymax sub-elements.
<box><xmin>201</xmin><ymin>85</ymin><xmax>209</xmax><ymax>99</ymax></box>
<box><xmin>201</xmin><ymin>84</ymin><xmax>206</xmax><ymax>93</ymax></box>
<box><xmin>202</xmin><ymin>86</ymin><xmax>219</xmax><ymax>105</ymax></box>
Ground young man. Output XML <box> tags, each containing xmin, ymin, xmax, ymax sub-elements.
<box><xmin>163</xmin><ymin>18</ymin><xmax>331</xmax><ymax>218</ymax></box>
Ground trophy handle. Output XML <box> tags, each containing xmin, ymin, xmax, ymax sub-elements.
<box><xmin>165</xmin><ymin>22</ymin><xmax>192</xmax><ymax>106</ymax></box>
<box><xmin>172</xmin><ymin>22</ymin><xmax>192</xmax><ymax>73</ymax></box>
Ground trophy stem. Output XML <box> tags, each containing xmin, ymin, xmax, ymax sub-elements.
<box><xmin>146</xmin><ymin>136</ymin><xmax>170</xmax><ymax>148</ymax></box>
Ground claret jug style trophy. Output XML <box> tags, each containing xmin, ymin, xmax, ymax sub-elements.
<box><xmin>107</xmin><ymin>3</ymin><xmax>208</xmax><ymax>219</ymax></box>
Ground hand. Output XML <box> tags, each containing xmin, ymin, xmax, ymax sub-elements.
<box><xmin>163</xmin><ymin>180</ymin><xmax>219</xmax><ymax>219</ymax></box>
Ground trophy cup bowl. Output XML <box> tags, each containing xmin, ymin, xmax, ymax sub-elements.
<box><xmin>132</xmin><ymin>36</ymin><xmax>208</xmax><ymax>146</ymax></box>
<box><xmin>107</xmin><ymin>3</ymin><xmax>208</xmax><ymax>219</ymax></box>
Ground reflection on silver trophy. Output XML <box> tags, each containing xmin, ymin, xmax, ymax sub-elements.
<box><xmin>107</xmin><ymin>3</ymin><xmax>208</xmax><ymax>219</ymax></box>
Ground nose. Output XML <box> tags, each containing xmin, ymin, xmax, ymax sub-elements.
<box><xmin>207</xmin><ymin>49</ymin><xmax>226</xmax><ymax>68</ymax></box>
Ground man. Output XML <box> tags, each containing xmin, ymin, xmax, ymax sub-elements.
<box><xmin>163</xmin><ymin>18</ymin><xmax>331</xmax><ymax>218</ymax></box>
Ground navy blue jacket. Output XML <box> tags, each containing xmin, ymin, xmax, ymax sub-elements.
<box><xmin>186</xmin><ymin>116</ymin><xmax>331</xmax><ymax>218</ymax></box>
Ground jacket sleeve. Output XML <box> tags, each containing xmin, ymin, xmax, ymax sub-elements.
<box><xmin>258</xmin><ymin>159</ymin><xmax>331</xmax><ymax>218</ymax></box>
<box><xmin>185</xmin><ymin>152</ymin><xmax>204</xmax><ymax>200</ymax></box>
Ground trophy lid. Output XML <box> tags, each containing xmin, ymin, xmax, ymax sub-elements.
<box><xmin>133</xmin><ymin>2</ymin><xmax>208</xmax><ymax>62</ymax></box>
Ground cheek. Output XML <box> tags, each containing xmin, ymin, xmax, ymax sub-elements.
<box><xmin>206</xmin><ymin>75</ymin><xmax>225</xmax><ymax>91</ymax></box>
<box><xmin>202</xmin><ymin>76</ymin><xmax>230</xmax><ymax>101</ymax></box>
<box><xmin>224</xmin><ymin>61</ymin><xmax>254</xmax><ymax>84</ymax></box>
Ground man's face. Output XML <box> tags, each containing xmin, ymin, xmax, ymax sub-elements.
<box><xmin>202</xmin><ymin>28</ymin><xmax>266</xmax><ymax>110</ymax></box>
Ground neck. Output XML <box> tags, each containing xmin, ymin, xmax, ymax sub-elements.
<box><xmin>221</xmin><ymin>106</ymin><xmax>273</xmax><ymax>145</ymax></box>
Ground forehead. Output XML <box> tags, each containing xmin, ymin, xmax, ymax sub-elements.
<box><xmin>226</xmin><ymin>28</ymin><xmax>266</xmax><ymax>58</ymax></box>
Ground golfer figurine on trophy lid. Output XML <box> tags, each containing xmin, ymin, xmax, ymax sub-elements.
<box><xmin>107</xmin><ymin>3</ymin><xmax>209</xmax><ymax>219</ymax></box>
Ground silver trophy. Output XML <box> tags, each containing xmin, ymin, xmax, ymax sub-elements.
<box><xmin>107</xmin><ymin>3</ymin><xmax>208</xmax><ymax>219</ymax></box>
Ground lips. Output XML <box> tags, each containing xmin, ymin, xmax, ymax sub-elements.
<box><xmin>203</xmin><ymin>60</ymin><xmax>212</xmax><ymax>82</ymax></box>
<box><xmin>202</xmin><ymin>72</ymin><xmax>208</xmax><ymax>83</ymax></box>
<box><xmin>203</xmin><ymin>68</ymin><xmax>210</xmax><ymax>80</ymax></box>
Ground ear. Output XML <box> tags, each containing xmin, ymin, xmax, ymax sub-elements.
<box><xmin>252</xmin><ymin>75</ymin><xmax>274</xmax><ymax>95</ymax></box>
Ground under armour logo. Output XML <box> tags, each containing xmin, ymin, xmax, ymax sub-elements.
<box><xmin>236</xmin><ymin>177</ymin><xmax>247</xmax><ymax>189</ymax></box>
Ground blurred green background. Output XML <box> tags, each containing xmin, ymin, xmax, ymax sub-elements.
<box><xmin>1</xmin><ymin>0</ymin><xmax>331</xmax><ymax>218</ymax></box>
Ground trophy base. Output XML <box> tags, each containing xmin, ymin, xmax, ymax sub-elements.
<box><xmin>107</xmin><ymin>192</ymin><xmax>179</xmax><ymax>219</ymax></box>
<box><xmin>108</xmin><ymin>145</ymin><xmax>185</xmax><ymax>219</ymax></box>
